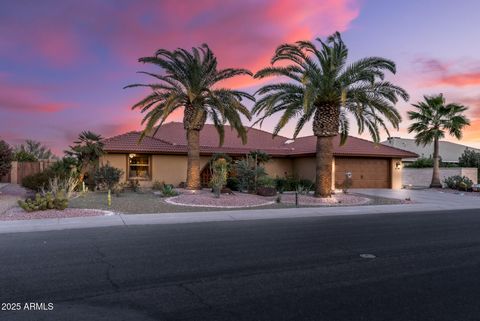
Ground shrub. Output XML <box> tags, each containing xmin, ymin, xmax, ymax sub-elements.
<box><xmin>18</xmin><ymin>192</ymin><xmax>68</xmax><ymax>212</ymax></box>
<box><xmin>226</xmin><ymin>177</ymin><xmax>240</xmax><ymax>191</ymax></box>
<box><xmin>274</xmin><ymin>177</ymin><xmax>288</xmax><ymax>193</ymax></box>
<box><xmin>459</xmin><ymin>149</ymin><xmax>480</xmax><ymax>181</ymax></box>
<box><xmin>257</xmin><ymin>186</ymin><xmax>277</xmax><ymax>197</ymax></box>
<box><xmin>210</xmin><ymin>158</ymin><xmax>228</xmax><ymax>197</ymax></box>
<box><xmin>0</xmin><ymin>140</ymin><xmax>13</xmax><ymax>177</ymax></box>
<box><xmin>257</xmin><ymin>176</ymin><xmax>275</xmax><ymax>188</ymax></box>
<box><xmin>94</xmin><ymin>164</ymin><xmax>123</xmax><ymax>191</ymax></box>
<box><xmin>13</xmin><ymin>150</ymin><xmax>37</xmax><ymax>162</ymax></box>
<box><xmin>129</xmin><ymin>179</ymin><xmax>140</xmax><ymax>192</ymax></box>
<box><xmin>236</xmin><ymin>158</ymin><xmax>267</xmax><ymax>192</ymax></box>
<box><xmin>21</xmin><ymin>171</ymin><xmax>52</xmax><ymax>191</ymax></box>
<box><xmin>161</xmin><ymin>184</ymin><xmax>178</xmax><ymax>197</ymax></box>
<box><xmin>443</xmin><ymin>175</ymin><xmax>473</xmax><ymax>191</ymax></box>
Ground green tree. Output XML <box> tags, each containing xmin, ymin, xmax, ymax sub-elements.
<box><xmin>253</xmin><ymin>32</ymin><xmax>408</xmax><ymax>197</ymax></box>
<box><xmin>14</xmin><ymin>140</ymin><xmax>56</xmax><ymax>160</ymax></box>
<box><xmin>0</xmin><ymin>140</ymin><xmax>13</xmax><ymax>177</ymax></box>
<box><xmin>408</xmin><ymin>94</ymin><xmax>470</xmax><ymax>187</ymax></box>
<box><xmin>125</xmin><ymin>44</ymin><xmax>254</xmax><ymax>189</ymax></box>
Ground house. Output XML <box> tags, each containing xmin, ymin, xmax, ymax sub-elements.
<box><xmin>101</xmin><ymin>122</ymin><xmax>417</xmax><ymax>189</ymax></box>
<box><xmin>381</xmin><ymin>137</ymin><xmax>480</xmax><ymax>164</ymax></box>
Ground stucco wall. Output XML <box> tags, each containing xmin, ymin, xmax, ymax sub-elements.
<box><xmin>100</xmin><ymin>154</ymin><xmax>127</xmax><ymax>182</ymax></box>
<box><xmin>391</xmin><ymin>158</ymin><xmax>402</xmax><ymax>189</ymax></box>
<box><xmin>402</xmin><ymin>167</ymin><xmax>478</xmax><ymax>187</ymax></box>
<box><xmin>151</xmin><ymin>155</ymin><xmax>210</xmax><ymax>186</ymax></box>
<box><xmin>264</xmin><ymin>158</ymin><xmax>293</xmax><ymax>178</ymax></box>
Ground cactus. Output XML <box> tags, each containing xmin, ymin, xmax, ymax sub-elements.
<box><xmin>18</xmin><ymin>192</ymin><xmax>69</xmax><ymax>212</ymax></box>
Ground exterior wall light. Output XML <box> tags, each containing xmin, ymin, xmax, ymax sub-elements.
<box><xmin>395</xmin><ymin>161</ymin><xmax>402</xmax><ymax>170</ymax></box>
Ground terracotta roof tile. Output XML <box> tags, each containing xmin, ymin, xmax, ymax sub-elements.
<box><xmin>103</xmin><ymin>122</ymin><xmax>417</xmax><ymax>158</ymax></box>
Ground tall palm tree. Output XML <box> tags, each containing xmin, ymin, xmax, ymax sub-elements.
<box><xmin>125</xmin><ymin>44</ymin><xmax>254</xmax><ymax>190</ymax></box>
<box><xmin>253</xmin><ymin>32</ymin><xmax>409</xmax><ymax>197</ymax></box>
<box><xmin>408</xmin><ymin>94</ymin><xmax>470</xmax><ymax>188</ymax></box>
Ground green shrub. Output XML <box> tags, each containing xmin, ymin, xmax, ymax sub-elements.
<box><xmin>18</xmin><ymin>192</ymin><xmax>68</xmax><ymax>212</ymax></box>
<box><xmin>274</xmin><ymin>177</ymin><xmax>288</xmax><ymax>193</ymax></box>
<box><xmin>129</xmin><ymin>179</ymin><xmax>140</xmax><ymax>192</ymax></box>
<box><xmin>161</xmin><ymin>184</ymin><xmax>178</xmax><ymax>197</ymax></box>
<box><xmin>257</xmin><ymin>176</ymin><xmax>275</xmax><ymax>188</ymax></box>
<box><xmin>236</xmin><ymin>158</ymin><xmax>267</xmax><ymax>192</ymax></box>
<box><xmin>21</xmin><ymin>171</ymin><xmax>52</xmax><ymax>191</ymax></box>
<box><xmin>13</xmin><ymin>150</ymin><xmax>37</xmax><ymax>162</ymax></box>
<box><xmin>0</xmin><ymin>140</ymin><xmax>13</xmax><ymax>177</ymax></box>
<box><xmin>226</xmin><ymin>177</ymin><xmax>240</xmax><ymax>191</ymax></box>
<box><xmin>443</xmin><ymin>175</ymin><xmax>473</xmax><ymax>190</ymax></box>
<box><xmin>210</xmin><ymin>158</ymin><xmax>228</xmax><ymax>197</ymax></box>
<box><xmin>94</xmin><ymin>164</ymin><xmax>123</xmax><ymax>191</ymax></box>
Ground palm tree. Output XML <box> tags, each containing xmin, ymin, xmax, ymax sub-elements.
<box><xmin>408</xmin><ymin>94</ymin><xmax>470</xmax><ymax>188</ymax></box>
<box><xmin>253</xmin><ymin>32</ymin><xmax>409</xmax><ymax>197</ymax></box>
<box><xmin>66</xmin><ymin>131</ymin><xmax>105</xmax><ymax>181</ymax></box>
<box><xmin>125</xmin><ymin>44</ymin><xmax>254</xmax><ymax>190</ymax></box>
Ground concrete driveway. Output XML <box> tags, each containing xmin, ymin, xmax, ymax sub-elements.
<box><xmin>352</xmin><ymin>188</ymin><xmax>480</xmax><ymax>210</ymax></box>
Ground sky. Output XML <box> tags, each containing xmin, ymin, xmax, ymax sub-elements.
<box><xmin>1</xmin><ymin>0</ymin><xmax>480</xmax><ymax>155</ymax></box>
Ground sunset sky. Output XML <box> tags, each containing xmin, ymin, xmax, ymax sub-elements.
<box><xmin>1</xmin><ymin>0</ymin><xmax>480</xmax><ymax>155</ymax></box>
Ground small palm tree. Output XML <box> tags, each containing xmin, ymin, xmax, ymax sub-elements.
<box><xmin>66</xmin><ymin>131</ymin><xmax>105</xmax><ymax>181</ymax></box>
<box><xmin>408</xmin><ymin>94</ymin><xmax>470</xmax><ymax>188</ymax></box>
<box><xmin>125</xmin><ymin>44</ymin><xmax>254</xmax><ymax>190</ymax></box>
<box><xmin>253</xmin><ymin>32</ymin><xmax>408</xmax><ymax>197</ymax></box>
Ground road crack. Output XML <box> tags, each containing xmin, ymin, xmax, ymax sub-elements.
<box><xmin>93</xmin><ymin>244</ymin><xmax>120</xmax><ymax>292</ymax></box>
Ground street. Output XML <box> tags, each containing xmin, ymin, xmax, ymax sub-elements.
<box><xmin>1</xmin><ymin>209</ymin><xmax>480</xmax><ymax>320</ymax></box>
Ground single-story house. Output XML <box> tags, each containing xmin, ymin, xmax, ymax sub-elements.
<box><xmin>382</xmin><ymin>137</ymin><xmax>480</xmax><ymax>164</ymax></box>
<box><xmin>101</xmin><ymin>122</ymin><xmax>417</xmax><ymax>189</ymax></box>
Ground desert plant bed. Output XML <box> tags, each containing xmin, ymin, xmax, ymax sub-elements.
<box><xmin>278</xmin><ymin>192</ymin><xmax>371</xmax><ymax>206</ymax></box>
<box><xmin>1</xmin><ymin>207</ymin><xmax>112</xmax><ymax>221</ymax></box>
<box><xmin>165</xmin><ymin>189</ymin><xmax>275</xmax><ymax>208</ymax></box>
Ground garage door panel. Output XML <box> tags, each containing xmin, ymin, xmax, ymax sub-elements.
<box><xmin>335</xmin><ymin>157</ymin><xmax>390</xmax><ymax>189</ymax></box>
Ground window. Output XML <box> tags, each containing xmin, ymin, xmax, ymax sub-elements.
<box><xmin>128</xmin><ymin>154</ymin><xmax>150</xmax><ymax>179</ymax></box>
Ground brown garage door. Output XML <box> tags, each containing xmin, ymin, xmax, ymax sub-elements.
<box><xmin>335</xmin><ymin>157</ymin><xmax>390</xmax><ymax>188</ymax></box>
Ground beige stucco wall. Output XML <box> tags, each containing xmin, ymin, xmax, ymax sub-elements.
<box><xmin>100</xmin><ymin>154</ymin><xmax>127</xmax><ymax>182</ymax></box>
<box><xmin>292</xmin><ymin>157</ymin><xmax>335</xmax><ymax>189</ymax></box>
<box><xmin>390</xmin><ymin>158</ymin><xmax>402</xmax><ymax>189</ymax></box>
<box><xmin>264</xmin><ymin>158</ymin><xmax>293</xmax><ymax>178</ymax></box>
<box><xmin>151</xmin><ymin>155</ymin><xmax>210</xmax><ymax>186</ymax></box>
<box><xmin>402</xmin><ymin>167</ymin><xmax>478</xmax><ymax>187</ymax></box>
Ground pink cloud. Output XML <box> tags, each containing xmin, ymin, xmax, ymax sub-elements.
<box><xmin>0</xmin><ymin>76</ymin><xmax>69</xmax><ymax>113</ymax></box>
<box><xmin>414</xmin><ymin>57</ymin><xmax>480</xmax><ymax>88</ymax></box>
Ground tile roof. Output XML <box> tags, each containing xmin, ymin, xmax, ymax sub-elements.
<box><xmin>103</xmin><ymin>122</ymin><xmax>417</xmax><ymax>158</ymax></box>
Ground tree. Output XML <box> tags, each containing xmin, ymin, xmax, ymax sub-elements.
<box><xmin>125</xmin><ymin>44</ymin><xmax>254</xmax><ymax>190</ymax></box>
<box><xmin>458</xmin><ymin>149</ymin><xmax>480</xmax><ymax>181</ymax></box>
<box><xmin>65</xmin><ymin>131</ymin><xmax>104</xmax><ymax>182</ymax></box>
<box><xmin>0</xmin><ymin>140</ymin><xmax>13</xmax><ymax>177</ymax></box>
<box><xmin>408</xmin><ymin>94</ymin><xmax>470</xmax><ymax>187</ymax></box>
<box><xmin>14</xmin><ymin>140</ymin><xmax>56</xmax><ymax>160</ymax></box>
<box><xmin>253</xmin><ymin>32</ymin><xmax>408</xmax><ymax>197</ymax></box>
<box><xmin>94</xmin><ymin>164</ymin><xmax>123</xmax><ymax>191</ymax></box>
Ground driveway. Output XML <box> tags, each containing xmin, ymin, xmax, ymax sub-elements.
<box><xmin>352</xmin><ymin>188</ymin><xmax>480</xmax><ymax>210</ymax></box>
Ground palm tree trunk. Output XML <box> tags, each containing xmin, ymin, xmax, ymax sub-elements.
<box><xmin>315</xmin><ymin>136</ymin><xmax>334</xmax><ymax>197</ymax></box>
<box><xmin>186</xmin><ymin>129</ymin><xmax>202</xmax><ymax>190</ymax></box>
<box><xmin>430</xmin><ymin>137</ymin><xmax>442</xmax><ymax>188</ymax></box>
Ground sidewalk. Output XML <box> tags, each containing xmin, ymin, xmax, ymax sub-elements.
<box><xmin>1</xmin><ymin>189</ymin><xmax>479</xmax><ymax>234</ymax></box>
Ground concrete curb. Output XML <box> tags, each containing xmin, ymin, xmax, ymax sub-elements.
<box><xmin>1</xmin><ymin>201</ymin><xmax>480</xmax><ymax>234</ymax></box>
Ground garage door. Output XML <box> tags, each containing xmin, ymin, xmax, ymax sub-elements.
<box><xmin>335</xmin><ymin>157</ymin><xmax>390</xmax><ymax>188</ymax></box>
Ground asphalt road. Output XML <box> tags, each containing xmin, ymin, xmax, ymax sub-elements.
<box><xmin>1</xmin><ymin>209</ymin><xmax>480</xmax><ymax>321</ymax></box>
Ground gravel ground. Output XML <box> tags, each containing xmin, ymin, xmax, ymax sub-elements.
<box><xmin>0</xmin><ymin>207</ymin><xmax>110</xmax><ymax>221</ymax></box>
<box><xmin>69</xmin><ymin>190</ymin><xmax>406</xmax><ymax>214</ymax></box>
<box><xmin>279</xmin><ymin>193</ymin><xmax>371</xmax><ymax>206</ymax></box>
<box><xmin>430</xmin><ymin>188</ymin><xmax>480</xmax><ymax>196</ymax></box>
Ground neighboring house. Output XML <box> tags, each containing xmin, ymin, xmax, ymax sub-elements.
<box><xmin>381</xmin><ymin>137</ymin><xmax>480</xmax><ymax>164</ymax></box>
<box><xmin>101</xmin><ymin>122</ymin><xmax>416</xmax><ymax>189</ymax></box>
